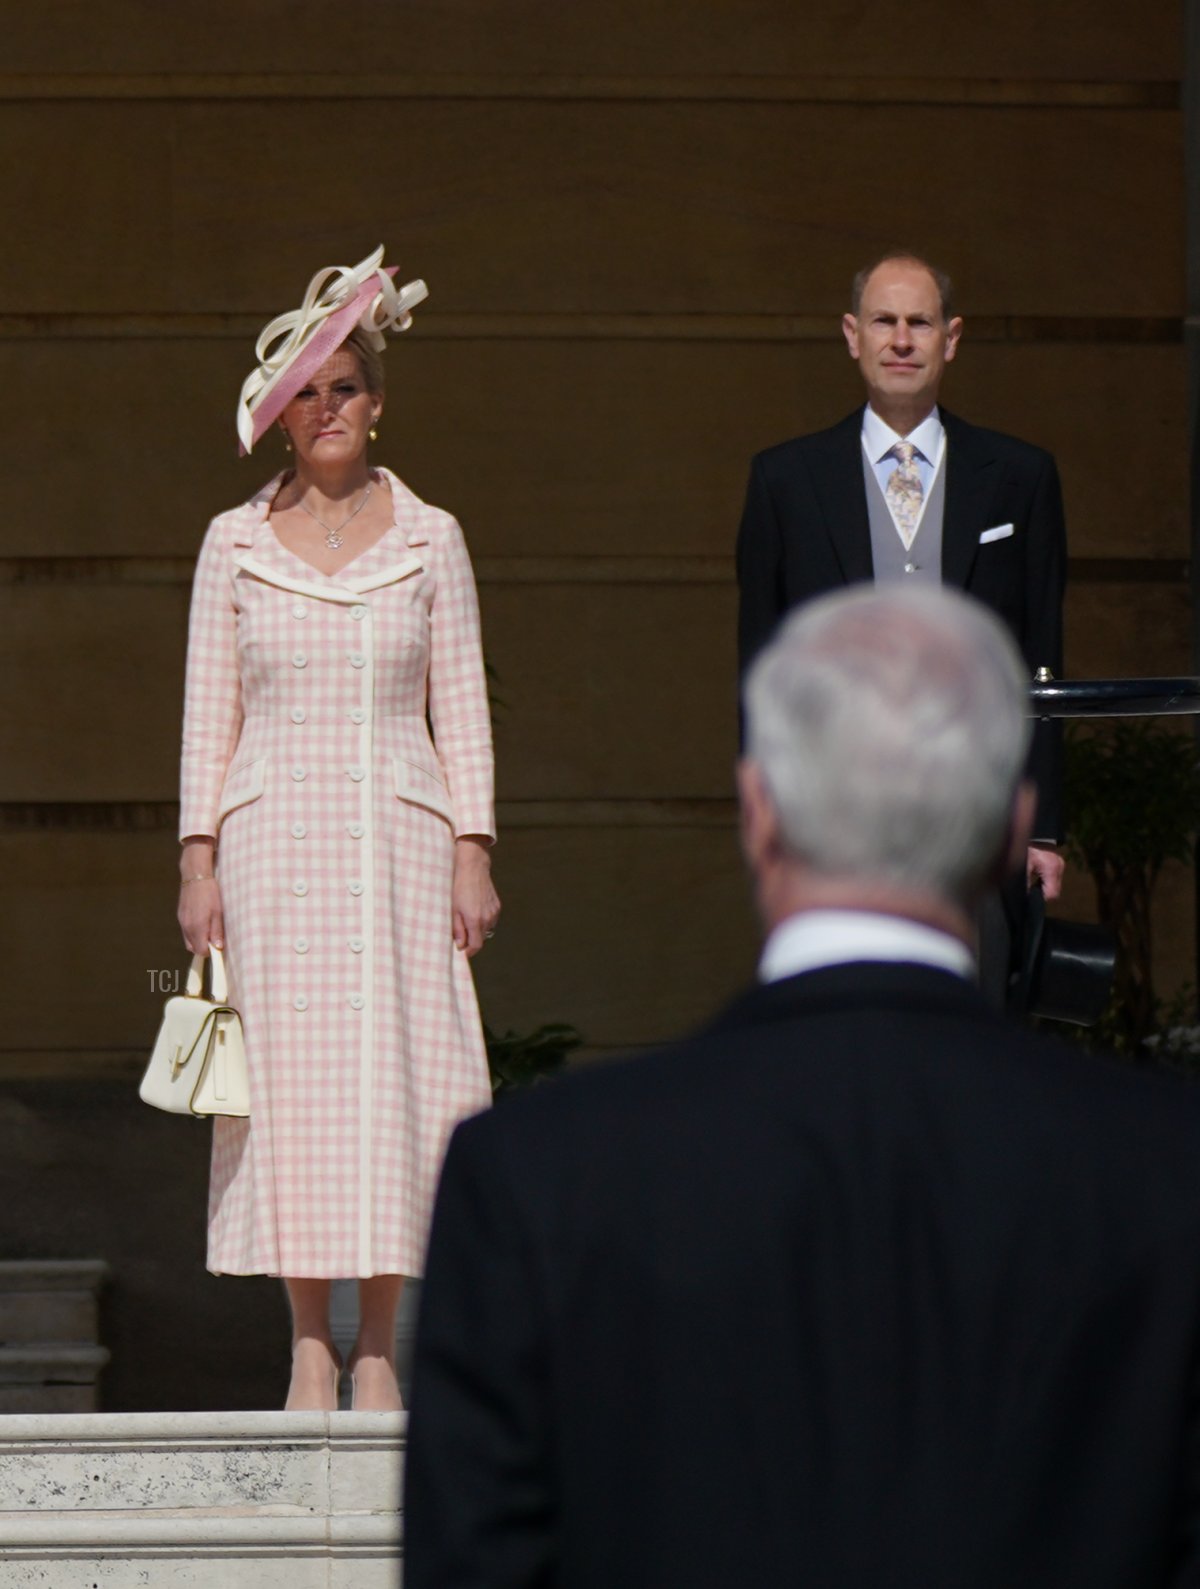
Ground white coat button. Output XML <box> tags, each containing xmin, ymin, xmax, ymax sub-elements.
<box><xmin>348</xmin><ymin>651</ymin><xmax>366</xmax><ymax>669</ymax></box>
<box><xmin>349</xmin><ymin>993</ymin><xmax>365</xmax><ymax>1010</ymax></box>
<box><xmin>350</xmin><ymin>604</ymin><xmax>367</xmax><ymax>621</ymax></box>
<box><xmin>290</xmin><ymin>706</ymin><xmax>307</xmax><ymax>725</ymax></box>
<box><xmin>291</xmin><ymin>766</ymin><xmax>307</xmax><ymax>782</ymax></box>
<box><xmin>347</xmin><ymin>822</ymin><xmax>365</xmax><ymax>839</ymax></box>
<box><xmin>348</xmin><ymin>936</ymin><xmax>364</xmax><ymax>953</ymax></box>
<box><xmin>348</xmin><ymin>765</ymin><xmax>365</xmax><ymax>782</ymax></box>
<box><xmin>292</xmin><ymin>651</ymin><xmax>308</xmax><ymax>668</ymax></box>
<box><xmin>292</xmin><ymin>604</ymin><xmax>308</xmax><ymax>620</ymax></box>
<box><xmin>294</xmin><ymin>937</ymin><xmax>310</xmax><ymax>954</ymax></box>
<box><xmin>350</xmin><ymin>708</ymin><xmax>366</xmax><ymax>725</ymax></box>
<box><xmin>293</xmin><ymin>994</ymin><xmax>309</xmax><ymax>1012</ymax></box>
<box><xmin>292</xmin><ymin>881</ymin><xmax>309</xmax><ymax>897</ymax></box>
<box><xmin>291</xmin><ymin>821</ymin><xmax>307</xmax><ymax>839</ymax></box>
<box><xmin>904</xmin><ymin>562</ymin><xmax>916</xmax><ymax>575</ymax></box>
<box><xmin>348</xmin><ymin>879</ymin><xmax>364</xmax><ymax>896</ymax></box>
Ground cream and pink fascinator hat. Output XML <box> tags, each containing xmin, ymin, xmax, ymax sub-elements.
<box><xmin>236</xmin><ymin>245</ymin><xmax>428</xmax><ymax>455</ymax></box>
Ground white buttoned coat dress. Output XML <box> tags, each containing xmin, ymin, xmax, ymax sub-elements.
<box><xmin>180</xmin><ymin>469</ymin><xmax>494</xmax><ymax>1278</ymax></box>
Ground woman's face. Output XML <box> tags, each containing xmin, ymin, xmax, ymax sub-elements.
<box><xmin>279</xmin><ymin>346</ymin><xmax>382</xmax><ymax>468</ymax></box>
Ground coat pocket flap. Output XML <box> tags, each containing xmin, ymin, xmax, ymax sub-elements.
<box><xmin>393</xmin><ymin>754</ymin><xmax>453</xmax><ymax>822</ymax></box>
<box><xmin>217</xmin><ymin>758</ymin><xmax>266</xmax><ymax>824</ymax></box>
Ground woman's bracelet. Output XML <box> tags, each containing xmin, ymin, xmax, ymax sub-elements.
<box><xmin>181</xmin><ymin>874</ymin><xmax>216</xmax><ymax>885</ymax></box>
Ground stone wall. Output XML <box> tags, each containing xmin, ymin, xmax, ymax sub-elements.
<box><xmin>0</xmin><ymin>3</ymin><xmax>1186</xmax><ymax>1406</ymax></box>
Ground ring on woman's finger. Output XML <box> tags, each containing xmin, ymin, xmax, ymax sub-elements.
<box><xmin>484</xmin><ymin>929</ymin><xmax>495</xmax><ymax>940</ymax></box>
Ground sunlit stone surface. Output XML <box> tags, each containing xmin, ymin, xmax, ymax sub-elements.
<box><xmin>0</xmin><ymin>1410</ymin><xmax>404</xmax><ymax>1586</ymax></box>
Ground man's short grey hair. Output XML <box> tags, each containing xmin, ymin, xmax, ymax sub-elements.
<box><xmin>743</xmin><ymin>586</ymin><xmax>1031</xmax><ymax>905</ymax></box>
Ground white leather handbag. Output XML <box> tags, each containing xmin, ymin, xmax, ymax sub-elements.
<box><xmin>139</xmin><ymin>947</ymin><xmax>250</xmax><ymax>1118</ymax></box>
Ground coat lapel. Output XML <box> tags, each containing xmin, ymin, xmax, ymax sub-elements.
<box><xmin>378</xmin><ymin>466</ymin><xmax>432</xmax><ymax>549</ymax></box>
<box><xmin>940</xmin><ymin>410</ymin><xmax>999</xmax><ymax>590</ymax></box>
<box><xmin>231</xmin><ymin>476</ymin><xmax>281</xmax><ymax>549</ymax></box>
<box><xmin>231</xmin><ymin>467</ymin><xmax>426</xmax><ymax>602</ymax></box>
<box><xmin>809</xmin><ymin>410</ymin><xmax>875</xmax><ymax>585</ymax></box>
<box><xmin>343</xmin><ymin>557</ymin><xmax>424</xmax><ymax>593</ymax></box>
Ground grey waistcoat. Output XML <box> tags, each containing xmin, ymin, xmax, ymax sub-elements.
<box><xmin>863</xmin><ymin>447</ymin><xmax>947</xmax><ymax>585</ymax></box>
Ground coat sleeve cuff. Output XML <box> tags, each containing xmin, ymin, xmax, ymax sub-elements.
<box><xmin>452</xmin><ymin>809</ymin><xmax>497</xmax><ymax>844</ymax></box>
<box><xmin>178</xmin><ymin>810</ymin><xmax>218</xmax><ymax>843</ymax></box>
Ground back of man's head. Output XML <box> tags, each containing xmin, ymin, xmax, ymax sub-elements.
<box><xmin>743</xmin><ymin>586</ymin><xmax>1031</xmax><ymax>909</ymax></box>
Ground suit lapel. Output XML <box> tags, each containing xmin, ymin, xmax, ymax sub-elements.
<box><xmin>940</xmin><ymin>410</ymin><xmax>999</xmax><ymax>590</ymax></box>
<box><xmin>808</xmin><ymin>410</ymin><xmax>875</xmax><ymax>585</ymax></box>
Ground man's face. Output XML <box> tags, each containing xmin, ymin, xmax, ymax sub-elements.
<box><xmin>841</xmin><ymin>262</ymin><xmax>963</xmax><ymax>416</ymax></box>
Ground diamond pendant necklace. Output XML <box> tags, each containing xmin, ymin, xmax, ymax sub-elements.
<box><xmin>297</xmin><ymin>481</ymin><xmax>374</xmax><ymax>550</ymax></box>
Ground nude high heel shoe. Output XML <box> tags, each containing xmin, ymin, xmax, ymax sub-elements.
<box><xmin>348</xmin><ymin>1355</ymin><xmax>403</xmax><ymax>1412</ymax></box>
<box><xmin>284</xmin><ymin>1348</ymin><xmax>343</xmax><ymax>1412</ymax></box>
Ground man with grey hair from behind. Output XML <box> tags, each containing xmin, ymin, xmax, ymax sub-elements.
<box><xmin>744</xmin><ymin>582</ymin><xmax>1031</xmax><ymax>919</ymax></box>
<box><xmin>406</xmin><ymin>584</ymin><xmax>1200</xmax><ymax>1589</ymax></box>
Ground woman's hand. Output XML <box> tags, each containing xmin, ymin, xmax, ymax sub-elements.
<box><xmin>452</xmin><ymin>836</ymin><xmax>500</xmax><ymax>957</ymax></box>
<box><xmin>178</xmin><ymin>837</ymin><xmax>224</xmax><ymax>955</ymax></box>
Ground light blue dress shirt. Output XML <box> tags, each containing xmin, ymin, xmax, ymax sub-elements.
<box><xmin>861</xmin><ymin>406</ymin><xmax>946</xmax><ymax>513</ymax></box>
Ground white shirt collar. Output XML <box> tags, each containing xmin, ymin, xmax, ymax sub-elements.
<box><xmin>861</xmin><ymin>404</ymin><xmax>945</xmax><ymax>467</ymax></box>
<box><xmin>758</xmin><ymin>909</ymin><xmax>975</xmax><ymax>984</ymax></box>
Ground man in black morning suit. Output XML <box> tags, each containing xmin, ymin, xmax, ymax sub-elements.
<box><xmin>737</xmin><ymin>254</ymin><xmax>1067</xmax><ymax>995</ymax></box>
<box><xmin>405</xmin><ymin>585</ymin><xmax>1200</xmax><ymax>1589</ymax></box>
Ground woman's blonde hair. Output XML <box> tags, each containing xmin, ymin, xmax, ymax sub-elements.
<box><xmin>344</xmin><ymin>325</ymin><xmax>386</xmax><ymax>396</ymax></box>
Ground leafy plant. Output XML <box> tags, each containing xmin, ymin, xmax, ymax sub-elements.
<box><xmin>484</xmin><ymin>1022</ymin><xmax>583</xmax><ymax>1095</ymax></box>
<box><xmin>477</xmin><ymin>661</ymin><xmax>578</xmax><ymax>1093</ymax></box>
<box><xmin>1064</xmin><ymin>720</ymin><xmax>1200</xmax><ymax>1049</ymax></box>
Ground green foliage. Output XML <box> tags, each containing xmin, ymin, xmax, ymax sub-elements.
<box><xmin>1063</xmin><ymin>720</ymin><xmax>1200</xmax><ymax>1050</ymax></box>
<box><xmin>1065</xmin><ymin>721</ymin><xmax>1200</xmax><ymax>875</ymax></box>
<box><xmin>477</xmin><ymin>661</ymin><xmax>577</xmax><ymax>1094</ymax></box>
<box><xmin>484</xmin><ymin>1022</ymin><xmax>583</xmax><ymax>1095</ymax></box>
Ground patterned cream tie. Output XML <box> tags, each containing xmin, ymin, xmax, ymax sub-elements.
<box><xmin>885</xmin><ymin>440</ymin><xmax>924</xmax><ymax>550</ymax></box>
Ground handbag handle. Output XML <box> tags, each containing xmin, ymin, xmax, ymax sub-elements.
<box><xmin>184</xmin><ymin>945</ymin><xmax>228</xmax><ymax>1002</ymax></box>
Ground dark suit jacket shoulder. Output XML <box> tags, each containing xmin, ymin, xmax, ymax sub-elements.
<box><xmin>738</xmin><ymin>406</ymin><xmax>1063</xmax><ymax>666</ymax></box>
<box><xmin>454</xmin><ymin>966</ymin><xmax>1200</xmax><ymax>1257</ymax></box>
<box><xmin>406</xmin><ymin>964</ymin><xmax>1200</xmax><ymax>1589</ymax></box>
<box><xmin>747</xmin><ymin>409</ymin><xmax>1057</xmax><ymax>494</ymax></box>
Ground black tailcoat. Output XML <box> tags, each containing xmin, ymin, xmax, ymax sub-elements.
<box><xmin>735</xmin><ymin>409</ymin><xmax>1067</xmax><ymax>838</ymax></box>
<box><xmin>406</xmin><ymin>964</ymin><xmax>1200</xmax><ymax>1588</ymax></box>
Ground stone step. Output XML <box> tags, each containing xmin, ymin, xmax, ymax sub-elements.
<box><xmin>0</xmin><ymin>1259</ymin><xmax>109</xmax><ymax>1345</ymax></box>
<box><xmin>0</xmin><ymin>1346</ymin><xmax>111</xmax><ymax>1413</ymax></box>
<box><xmin>0</xmin><ymin>1261</ymin><xmax>111</xmax><ymax>1413</ymax></box>
<box><xmin>0</xmin><ymin>1409</ymin><xmax>404</xmax><ymax>1587</ymax></box>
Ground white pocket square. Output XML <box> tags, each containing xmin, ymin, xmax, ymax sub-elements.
<box><xmin>979</xmin><ymin>523</ymin><xmax>1014</xmax><ymax>544</ymax></box>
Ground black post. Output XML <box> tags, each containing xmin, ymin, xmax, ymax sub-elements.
<box><xmin>1188</xmin><ymin>1</ymin><xmax>1200</xmax><ymax>1009</ymax></box>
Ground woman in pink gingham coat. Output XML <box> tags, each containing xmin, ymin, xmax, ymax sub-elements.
<box><xmin>177</xmin><ymin>250</ymin><xmax>499</xmax><ymax>1412</ymax></box>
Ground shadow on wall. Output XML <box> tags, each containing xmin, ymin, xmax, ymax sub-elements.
<box><xmin>0</xmin><ymin>1081</ymin><xmax>287</xmax><ymax>1411</ymax></box>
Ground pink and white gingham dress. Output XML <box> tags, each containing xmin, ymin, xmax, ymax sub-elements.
<box><xmin>179</xmin><ymin>469</ymin><xmax>494</xmax><ymax>1278</ymax></box>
